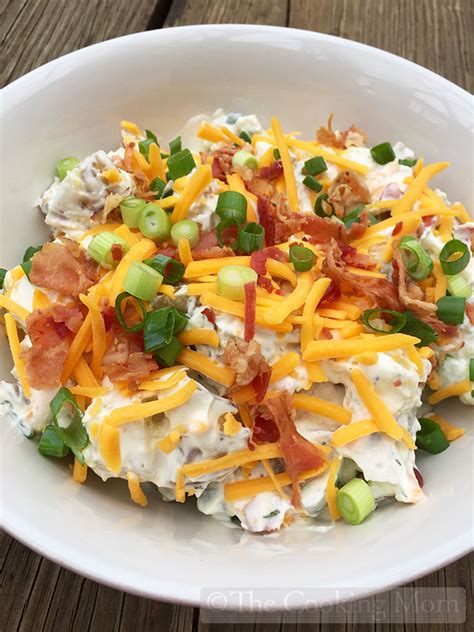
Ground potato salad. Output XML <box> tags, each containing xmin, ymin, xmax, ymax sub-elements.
<box><xmin>0</xmin><ymin>111</ymin><xmax>472</xmax><ymax>533</ymax></box>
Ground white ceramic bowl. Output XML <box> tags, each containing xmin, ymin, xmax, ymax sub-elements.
<box><xmin>1</xmin><ymin>25</ymin><xmax>472</xmax><ymax>610</ymax></box>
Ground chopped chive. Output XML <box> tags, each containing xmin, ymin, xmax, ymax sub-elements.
<box><xmin>87</xmin><ymin>232</ymin><xmax>129</xmax><ymax>269</ymax></box>
<box><xmin>137</xmin><ymin>203</ymin><xmax>171</xmax><ymax>241</ymax></box>
<box><xmin>439</xmin><ymin>239</ymin><xmax>470</xmax><ymax>275</ymax></box>
<box><xmin>336</xmin><ymin>478</ymin><xmax>375</xmax><ymax>525</ymax></box>
<box><xmin>360</xmin><ymin>309</ymin><xmax>407</xmax><ymax>334</ymax></box>
<box><xmin>237</xmin><ymin>222</ymin><xmax>265</xmax><ymax>254</ymax></box>
<box><xmin>150</xmin><ymin>177</ymin><xmax>167</xmax><ymax>198</ymax></box>
<box><xmin>145</xmin><ymin>129</ymin><xmax>158</xmax><ymax>143</ymax></box>
<box><xmin>56</xmin><ymin>157</ymin><xmax>79</xmax><ymax>180</ymax></box>
<box><xmin>120</xmin><ymin>197</ymin><xmax>147</xmax><ymax>228</ymax></box>
<box><xmin>289</xmin><ymin>245</ymin><xmax>315</xmax><ymax>272</ymax></box>
<box><xmin>138</xmin><ymin>138</ymin><xmax>154</xmax><ymax>160</ymax></box>
<box><xmin>232</xmin><ymin>150</ymin><xmax>258</xmax><ymax>171</ymax></box>
<box><xmin>123</xmin><ymin>262</ymin><xmax>163</xmax><ymax>301</ymax></box>
<box><xmin>167</xmin><ymin>149</ymin><xmax>196</xmax><ymax>180</ymax></box>
<box><xmin>273</xmin><ymin>148</ymin><xmax>281</xmax><ymax>160</ymax></box>
<box><xmin>38</xmin><ymin>424</ymin><xmax>70</xmax><ymax>458</ymax></box>
<box><xmin>115</xmin><ymin>291</ymin><xmax>147</xmax><ymax>333</ymax></box>
<box><xmin>49</xmin><ymin>388</ymin><xmax>89</xmax><ymax>464</ymax></box>
<box><xmin>143</xmin><ymin>254</ymin><xmax>185</xmax><ymax>285</ymax></box>
<box><xmin>217</xmin><ymin>265</ymin><xmax>257</xmax><ymax>301</ymax></box>
<box><xmin>239</xmin><ymin>131</ymin><xmax>252</xmax><ymax>143</ymax></box>
<box><xmin>416</xmin><ymin>418</ymin><xmax>449</xmax><ymax>454</ymax></box>
<box><xmin>399</xmin><ymin>158</ymin><xmax>417</xmax><ymax>167</ymax></box>
<box><xmin>171</xmin><ymin>219</ymin><xmax>200</xmax><ymax>248</ymax></box>
<box><xmin>303</xmin><ymin>175</ymin><xmax>323</xmax><ymax>193</ymax></box>
<box><xmin>447</xmin><ymin>273</ymin><xmax>472</xmax><ymax>298</ymax></box>
<box><xmin>0</xmin><ymin>268</ymin><xmax>6</xmax><ymax>289</ymax></box>
<box><xmin>398</xmin><ymin>235</ymin><xmax>433</xmax><ymax>280</ymax></box>
<box><xmin>303</xmin><ymin>156</ymin><xmax>327</xmax><ymax>176</ymax></box>
<box><xmin>216</xmin><ymin>191</ymin><xmax>247</xmax><ymax>224</ymax></box>
<box><xmin>314</xmin><ymin>193</ymin><xmax>334</xmax><ymax>217</ymax></box>
<box><xmin>436</xmin><ymin>296</ymin><xmax>466</xmax><ymax>325</ymax></box>
<box><xmin>370</xmin><ymin>142</ymin><xmax>395</xmax><ymax>165</ymax></box>
<box><xmin>169</xmin><ymin>136</ymin><xmax>182</xmax><ymax>155</ymax></box>
<box><xmin>154</xmin><ymin>336</ymin><xmax>183</xmax><ymax>367</ymax></box>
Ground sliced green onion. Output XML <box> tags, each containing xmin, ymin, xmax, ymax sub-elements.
<box><xmin>170</xmin><ymin>219</ymin><xmax>200</xmax><ymax>248</ymax></box>
<box><xmin>154</xmin><ymin>336</ymin><xmax>183</xmax><ymax>367</ymax></box>
<box><xmin>143</xmin><ymin>307</ymin><xmax>175</xmax><ymax>352</ymax></box>
<box><xmin>399</xmin><ymin>158</ymin><xmax>417</xmax><ymax>167</ymax></box>
<box><xmin>38</xmin><ymin>424</ymin><xmax>70</xmax><ymax>459</ymax></box>
<box><xmin>143</xmin><ymin>307</ymin><xmax>187</xmax><ymax>353</ymax></box>
<box><xmin>416</xmin><ymin>418</ymin><xmax>449</xmax><ymax>454</ymax></box>
<box><xmin>336</xmin><ymin>478</ymin><xmax>375</xmax><ymax>525</ymax></box>
<box><xmin>273</xmin><ymin>148</ymin><xmax>281</xmax><ymax>160</ymax></box>
<box><xmin>370</xmin><ymin>142</ymin><xmax>395</xmax><ymax>165</ymax></box>
<box><xmin>139</xmin><ymin>139</ymin><xmax>152</xmax><ymax>160</ymax></box>
<box><xmin>447</xmin><ymin>273</ymin><xmax>472</xmax><ymax>298</ymax></box>
<box><xmin>49</xmin><ymin>388</ymin><xmax>88</xmax><ymax>464</ymax></box>
<box><xmin>150</xmin><ymin>177</ymin><xmax>167</xmax><ymax>198</ymax></box>
<box><xmin>87</xmin><ymin>232</ymin><xmax>130</xmax><ymax>269</ymax></box>
<box><xmin>143</xmin><ymin>254</ymin><xmax>184</xmax><ymax>285</ymax></box>
<box><xmin>169</xmin><ymin>136</ymin><xmax>182</xmax><ymax>155</ymax></box>
<box><xmin>20</xmin><ymin>245</ymin><xmax>42</xmax><ymax>277</ymax></box>
<box><xmin>314</xmin><ymin>193</ymin><xmax>334</xmax><ymax>218</ymax></box>
<box><xmin>216</xmin><ymin>265</ymin><xmax>257</xmax><ymax>301</ymax></box>
<box><xmin>239</xmin><ymin>131</ymin><xmax>252</xmax><ymax>143</ymax></box>
<box><xmin>144</xmin><ymin>128</ymin><xmax>156</xmax><ymax>142</ymax></box>
<box><xmin>238</xmin><ymin>222</ymin><xmax>265</xmax><ymax>254</ymax></box>
<box><xmin>303</xmin><ymin>156</ymin><xmax>327</xmax><ymax>176</ymax></box>
<box><xmin>400</xmin><ymin>311</ymin><xmax>438</xmax><ymax>346</ymax></box>
<box><xmin>216</xmin><ymin>218</ymin><xmax>240</xmax><ymax>250</ymax></box>
<box><xmin>303</xmin><ymin>175</ymin><xmax>323</xmax><ymax>193</ymax></box>
<box><xmin>469</xmin><ymin>358</ymin><xmax>474</xmax><ymax>381</ymax></box>
<box><xmin>289</xmin><ymin>245</ymin><xmax>315</xmax><ymax>272</ymax></box>
<box><xmin>0</xmin><ymin>268</ymin><xmax>6</xmax><ymax>289</ymax></box>
<box><xmin>436</xmin><ymin>296</ymin><xmax>466</xmax><ymax>325</ymax></box>
<box><xmin>439</xmin><ymin>239</ymin><xmax>470</xmax><ymax>275</ymax></box>
<box><xmin>56</xmin><ymin>157</ymin><xmax>79</xmax><ymax>180</ymax></box>
<box><xmin>360</xmin><ymin>309</ymin><xmax>407</xmax><ymax>334</ymax></box>
<box><xmin>216</xmin><ymin>191</ymin><xmax>247</xmax><ymax>224</ymax></box>
<box><xmin>114</xmin><ymin>291</ymin><xmax>147</xmax><ymax>333</ymax></box>
<box><xmin>124</xmin><ymin>262</ymin><xmax>163</xmax><ymax>301</ymax></box>
<box><xmin>398</xmin><ymin>235</ymin><xmax>433</xmax><ymax>280</ymax></box>
<box><xmin>120</xmin><ymin>196</ymin><xmax>146</xmax><ymax>228</ymax></box>
<box><xmin>167</xmin><ymin>149</ymin><xmax>196</xmax><ymax>180</ymax></box>
<box><xmin>343</xmin><ymin>206</ymin><xmax>365</xmax><ymax>228</ymax></box>
<box><xmin>138</xmin><ymin>203</ymin><xmax>171</xmax><ymax>241</ymax></box>
<box><xmin>232</xmin><ymin>150</ymin><xmax>258</xmax><ymax>171</ymax></box>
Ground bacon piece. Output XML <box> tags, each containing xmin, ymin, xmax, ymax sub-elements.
<box><xmin>30</xmin><ymin>239</ymin><xmax>99</xmax><ymax>297</ymax></box>
<box><xmin>244</xmin><ymin>282</ymin><xmax>256</xmax><ymax>342</ymax></box>
<box><xmin>155</xmin><ymin>246</ymin><xmax>178</xmax><ymax>259</ymax></box>
<box><xmin>251</xmin><ymin>415</ymin><xmax>280</xmax><ymax>445</ymax></box>
<box><xmin>111</xmin><ymin>243</ymin><xmax>125</xmax><ymax>262</ymax></box>
<box><xmin>323</xmin><ymin>239</ymin><xmax>402</xmax><ymax>310</ymax></box>
<box><xmin>251</xmin><ymin>369</ymin><xmax>272</xmax><ymax>403</ymax></box>
<box><xmin>343</xmin><ymin>209</ymin><xmax>371</xmax><ymax>241</ymax></box>
<box><xmin>259</xmin><ymin>160</ymin><xmax>283</xmax><ymax>180</ymax></box>
<box><xmin>210</xmin><ymin>145</ymin><xmax>239</xmax><ymax>181</ymax></box>
<box><xmin>247</xmin><ymin>177</ymin><xmax>275</xmax><ymax>198</ymax></box>
<box><xmin>23</xmin><ymin>304</ymin><xmax>84</xmax><ymax>389</ymax></box>
<box><xmin>339</xmin><ymin>243</ymin><xmax>376</xmax><ymax>270</ymax></box>
<box><xmin>275</xmin><ymin>201</ymin><xmax>343</xmax><ymax>245</ymax></box>
<box><xmin>466</xmin><ymin>303</ymin><xmax>474</xmax><ymax>325</ymax></box>
<box><xmin>328</xmin><ymin>170</ymin><xmax>371</xmax><ymax>218</ymax></box>
<box><xmin>392</xmin><ymin>249</ymin><xmax>457</xmax><ymax>337</ymax></box>
<box><xmin>194</xmin><ymin>229</ymin><xmax>218</xmax><ymax>251</ymax></box>
<box><xmin>257</xmin><ymin>276</ymin><xmax>274</xmax><ymax>293</ymax></box>
<box><xmin>319</xmin><ymin>279</ymin><xmax>341</xmax><ymax>306</ymax></box>
<box><xmin>316</xmin><ymin>119</ymin><xmax>367</xmax><ymax>150</ymax></box>
<box><xmin>250</xmin><ymin>247</ymin><xmax>287</xmax><ymax>276</ymax></box>
<box><xmin>256</xmin><ymin>195</ymin><xmax>276</xmax><ymax>246</ymax></box>
<box><xmin>101</xmin><ymin>327</ymin><xmax>157</xmax><ymax>389</ymax></box>
<box><xmin>261</xmin><ymin>392</ymin><xmax>327</xmax><ymax>507</ymax></box>
<box><xmin>202</xmin><ymin>308</ymin><xmax>216</xmax><ymax>325</ymax></box>
<box><xmin>192</xmin><ymin>246</ymin><xmax>235</xmax><ymax>260</ymax></box>
<box><xmin>222</xmin><ymin>337</ymin><xmax>271</xmax><ymax>389</ymax></box>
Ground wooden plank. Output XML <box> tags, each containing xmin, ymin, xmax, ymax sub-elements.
<box><xmin>165</xmin><ymin>0</ymin><xmax>288</xmax><ymax>26</ymax></box>
<box><xmin>289</xmin><ymin>0</ymin><xmax>472</xmax><ymax>91</ymax></box>
<box><xmin>0</xmin><ymin>0</ymin><xmax>160</xmax><ymax>87</ymax></box>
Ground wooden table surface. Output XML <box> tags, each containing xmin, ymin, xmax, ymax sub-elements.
<box><xmin>1</xmin><ymin>0</ymin><xmax>472</xmax><ymax>630</ymax></box>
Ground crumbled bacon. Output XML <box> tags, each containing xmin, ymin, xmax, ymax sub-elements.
<box><xmin>202</xmin><ymin>308</ymin><xmax>216</xmax><ymax>325</ymax></box>
<box><xmin>250</xmin><ymin>247</ymin><xmax>287</xmax><ymax>276</ymax></box>
<box><xmin>392</xmin><ymin>249</ymin><xmax>457</xmax><ymax>337</ymax></box>
<box><xmin>251</xmin><ymin>415</ymin><xmax>280</xmax><ymax>445</ymax></box>
<box><xmin>343</xmin><ymin>209</ymin><xmax>371</xmax><ymax>241</ymax></box>
<box><xmin>244</xmin><ymin>282</ymin><xmax>256</xmax><ymax>342</ymax></box>
<box><xmin>155</xmin><ymin>246</ymin><xmax>178</xmax><ymax>259</ymax></box>
<box><xmin>120</xmin><ymin>143</ymin><xmax>155</xmax><ymax>200</ymax></box>
<box><xmin>29</xmin><ymin>239</ymin><xmax>99</xmax><ymax>297</ymax></box>
<box><xmin>260</xmin><ymin>392</ymin><xmax>327</xmax><ymax>507</ymax></box>
<box><xmin>222</xmin><ymin>337</ymin><xmax>271</xmax><ymax>389</ymax></box>
<box><xmin>466</xmin><ymin>303</ymin><xmax>474</xmax><ymax>325</ymax></box>
<box><xmin>256</xmin><ymin>195</ymin><xmax>276</xmax><ymax>246</ymax></box>
<box><xmin>251</xmin><ymin>369</ymin><xmax>272</xmax><ymax>403</ymax></box>
<box><xmin>192</xmin><ymin>246</ymin><xmax>235</xmax><ymax>260</ymax></box>
<box><xmin>392</xmin><ymin>221</ymin><xmax>403</xmax><ymax>236</ymax></box>
<box><xmin>327</xmin><ymin>169</ymin><xmax>371</xmax><ymax>218</ymax></box>
<box><xmin>101</xmin><ymin>327</ymin><xmax>157</xmax><ymax>389</ymax></box>
<box><xmin>209</xmin><ymin>146</ymin><xmax>239</xmax><ymax>181</ymax></box>
<box><xmin>319</xmin><ymin>279</ymin><xmax>341</xmax><ymax>306</ymax></box>
<box><xmin>274</xmin><ymin>201</ymin><xmax>343</xmax><ymax>245</ymax></box>
<box><xmin>339</xmin><ymin>243</ymin><xmax>376</xmax><ymax>270</ymax></box>
<box><xmin>23</xmin><ymin>304</ymin><xmax>84</xmax><ymax>389</ymax></box>
<box><xmin>111</xmin><ymin>243</ymin><xmax>125</xmax><ymax>261</ymax></box>
<box><xmin>323</xmin><ymin>239</ymin><xmax>402</xmax><ymax>310</ymax></box>
<box><xmin>259</xmin><ymin>160</ymin><xmax>283</xmax><ymax>180</ymax></box>
<box><xmin>316</xmin><ymin>117</ymin><xmax>367</xmax><ymax>150</ymax></box>
<box><xmin>247</xmin><ymin>177</ymin><xmax>275</xmax><ymax>199</ymax></box>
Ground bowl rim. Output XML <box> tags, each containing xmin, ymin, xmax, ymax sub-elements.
<box><xmin>1</xmin><ymin>24</ymin><xmax>473</xmax><ymax>610</ymax></box>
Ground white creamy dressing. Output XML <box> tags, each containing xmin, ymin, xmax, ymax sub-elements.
<box><xmin>40</xmin><ymin>150</ymin><xmax>134</xmax><ymax>239</ymax></box>
<box><xmin>319</xmin><ymin>350</ymin><xmax>430</xmax><ymax>502</ymax></box>
<box><xmin>0</xmin><ymin>380</ymin><xmax>55</xmax><ymax>435</ymax></box>
<box><xmin>419</xmin><ymin>222</ymin><xmax>474</xmax><ymax>404</ymax></box>
<box><xmin>82</xmin><ymin>378</ymin><xmax>249</xmax><ymax>495</ymax></box>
